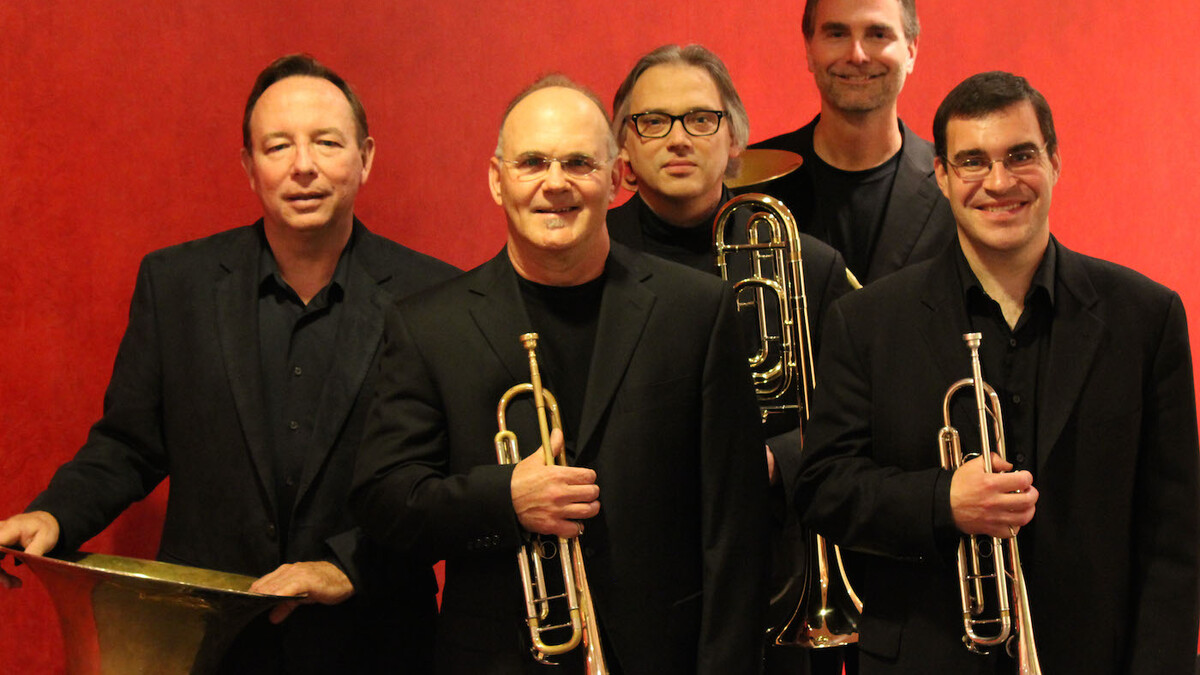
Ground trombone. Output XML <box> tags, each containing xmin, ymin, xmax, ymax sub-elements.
<box><xmin>713</xmin><ymin>193</ymin><xmax>862</xmax><ymax>649</ymax></box>
<box><xmin>494</xmin><ymin>333</ymin><xmax>608</xmax><ymax>674</ymax></box>
<box><xmin>938</xmin><ymin>332</ymin><xmax>1042</xmax><ymax>674</ymax></box>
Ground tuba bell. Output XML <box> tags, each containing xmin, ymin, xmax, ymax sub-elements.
<box><xmin>938</xmin><ymin>333</ymin><xmax>1042</xmax><ymax>674</ymax></box>
<box><xmin>712</xmin><ymin>192</ymin><xmax>863</xmax><ymax>649</ymax></box>
<box><xmin>494</xmin><ymin>333</ymin><xmax>608</xmax><ymax>674</ymax></box>
<box><xmin>0</xmin><ymin>545</ymin><xmax>296</xmax><ymax>674</ymax></box>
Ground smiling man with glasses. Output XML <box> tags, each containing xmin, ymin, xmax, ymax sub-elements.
<box><xmin>791</xmin><ymin>70</ymin><xmax>1199</xmax><ymax>674</ymax></box>
<box><xmin>352</xmin><ymin>73</ymin><xmax>769</xmax><ymax>674</ymax></box>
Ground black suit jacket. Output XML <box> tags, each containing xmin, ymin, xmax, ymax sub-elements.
<box><xmin>353</xmin><ymin>243</ymin><xmax>769</xmax><ymax>674</ymax></box>
<box><xmin>748</xmin><ymin>116</ymin><xmax>955</xmax><ymax>284</ymax></box>
<box><xmin>29</xmin><ymin>220</ymin><xmax>459</xmax><ymax>674</ymax></box>
<box><xmin>792</xmin><ymin>238</ymin><xmax>1200</xmax><ymax>674</ymax></box>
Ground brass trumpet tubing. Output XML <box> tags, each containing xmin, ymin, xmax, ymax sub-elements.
<box><xmin>495</xmin><ymin>334</ymin><xmax>609</xmax><ymax>673</ymax></box>
<box><xmin>940</xmin><ymin>333</ymin><xmax>1042</xmax><ymax>673</ymax></box>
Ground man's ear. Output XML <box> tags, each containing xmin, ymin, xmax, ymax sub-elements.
<box><xmin>617</xmin><ymin>149</ymin><xmax>638</xmax><ymax>193</ymax></box>
<box><xmin>488</xmin><ymin>156</ymin><xmax>504</xmax><ymax>206</ymax></box>
<box><xmin>933</xmin><ymin>155</ymin><xmax>950</xmax><ymax>199</ymax></box>
<box><xmin>240</xmin><ymin>147</ymin><xmax>256</xmax><ymax>191</ymax></box>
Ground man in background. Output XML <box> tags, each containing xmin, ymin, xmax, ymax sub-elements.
<box><xmin>750</xmin><ymin>0</ymin><xmax>954</xmax><ymax>284</ymax></box>
<box><xmin>608</xmin><ymin>43</ymin><xmax>854</xmax><ymax>674</ymax></box>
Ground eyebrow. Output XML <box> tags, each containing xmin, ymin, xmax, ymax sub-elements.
<box><xmin>952</xmin><ymin>141</ymin><xmax>1040</xmax><ymax>161</ymax></box>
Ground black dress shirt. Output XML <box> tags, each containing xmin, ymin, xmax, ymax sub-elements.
<box><xmin>257</xmin><ymin>232</ymin><xmax>354</xmax><ymax>547</ymax></box>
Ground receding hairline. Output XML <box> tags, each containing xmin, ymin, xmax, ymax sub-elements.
<box><xmin>496</xmin><ymin>84</ymin><xmax>617</xmax><ymax>160</ymax></box>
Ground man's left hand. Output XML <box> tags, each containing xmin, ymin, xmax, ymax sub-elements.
<box><xmin>249</xmin><ymin>561</ymin><xmax>355</xmax><ymax>624</ymax></box>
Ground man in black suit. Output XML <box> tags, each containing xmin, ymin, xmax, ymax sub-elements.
<box><xmin>352</xmin><ymin>75</ymin><xmax>769</xmax><ymax>674</ymax></box>
<box><xmin>793</xmin><ymin>71</ymin><xmax>1199</xmax><ymax>674</ymax></box>
<box><xmin>608</xmin><ymin>43</ymin><xmax>855</xmax><ymax>674</ymax></box>
<box><xmin>0</xmin><ymin>54</ymin><xmax>458</xmax><ymax>673</ymax></box>
<box><xmin>748</xmin><ymin>0</ymin><xmax>954</xmax><ymax>284</ymax></box>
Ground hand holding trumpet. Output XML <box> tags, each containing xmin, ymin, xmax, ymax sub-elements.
<box><xmin>510</xmin><ymin>427</ymin><xmax>601</xmax><ymax>538</ymax></box>
<box><xmin>950</xmin><ymin>452</ymin><xmax>1038</xmax><ymax>539</ymax></box>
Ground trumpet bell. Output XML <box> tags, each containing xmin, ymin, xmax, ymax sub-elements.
<box><xmin>1</xmin><ymin>545</ymin><xmax>296</xmax><ymax>675</ymax></box>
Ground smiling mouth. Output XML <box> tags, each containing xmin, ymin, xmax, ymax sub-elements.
<box><xmin>535</xmin><ymin>206</ymin><xmax>579</xmax><ymax>214</ymax></box>
<box><xmin>832</xmin><ymin>72</ymin><xmax>883</xmax><ymax>83</ymax></box>
<box><xmin>978</xmin><ymin>202</ymin><xmax>1028</xmax><ymax>214</ymax></box>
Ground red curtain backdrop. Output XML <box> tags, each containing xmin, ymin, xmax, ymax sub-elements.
<box><xmin>3</xmin><ymin>1</ymin><xmax>1198</xmax><ymax>670</ymax></box>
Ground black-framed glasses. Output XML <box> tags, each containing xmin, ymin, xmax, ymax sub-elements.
<box><xmin>499</xmin><ymin>154</ymin><xmax>609</xmax><ymax>182</ymax></box>
<box><xmin>628</xmin><ymin>110</ymin><xmax>725</xmax><ymax>139</ymax></box>
<box><xmin>945</xmin><ymin>145</ymin><xmax>1048</xmax><ymax>182</ymax></box>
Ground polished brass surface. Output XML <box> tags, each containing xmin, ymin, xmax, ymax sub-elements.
<box><xmin>0</xmin><ymin>545</ymin><xmax>296</xmax><ymax>674</ymax></box>
<box><xmin>937</xmin><ymin>333</ymin><xmax>1042</xmax><ymax>674</ymax></box>
<box><xmin>725</xmin><ymin>149</ymin><xmax>803</xmax><ymax>189</ymax></box>
<box><xmin>494</xmin><ymin>333</ymin><xmax>608</xmax><ymax>673</ymax></box>
<box><xmin>713</xmin><ymin>194</ymin><xmax>862</xmax><ymax>649</ymax></box>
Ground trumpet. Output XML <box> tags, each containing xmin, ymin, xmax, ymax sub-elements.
<box><xmin>938</xmin><ymin>332</ymin><xmax>1042</xmax><ymax>674</ymax></box>
<box><xmin>713</xmin><ymin>193</ymin><xmax>862</xmax><ymax>649</ymax></box>
<box><xmin>494</xmin><ymin>333</ymin><xmax>608</xmax><ymax>673</ymax></box>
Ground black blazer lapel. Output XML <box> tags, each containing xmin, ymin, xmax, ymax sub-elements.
<box><xmin>917</xmin><ymin>247</ymin><xmax>976</xmax><ymax>388</ymax></box>
<box><xmin>468</xmin><ymin>250</ymin><xmax>537</xmax><ymax>387</ymax></box>
<box><xmin>868</xmin><ymin>123</ymin><xmax>943</xmax><ymax>282</ymax></box>
<box><xmin>214</xmin><ymin>228</ymin><xmax>276</xmax><ymax>516</ymax></box>
<box><xmin>1036</xmin><ymin>240</ymin><xmax>1103</xmax><ymax>471</ymax></box>
<box><xmin>576</xmin><ymin>246</ymin><xmax>655</xmax><ymax>455</ymax></box>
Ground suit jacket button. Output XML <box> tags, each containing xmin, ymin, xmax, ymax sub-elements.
<box><xmin>266</xmin><ymin>524</ymin><xmax>277</xmax><ymax>540</ymax></box>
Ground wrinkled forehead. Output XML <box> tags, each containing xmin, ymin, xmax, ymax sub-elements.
<box><xmin>501</xmin><ymin>87</ymin><xmax>612</xmax><ymax>158</ymax></box>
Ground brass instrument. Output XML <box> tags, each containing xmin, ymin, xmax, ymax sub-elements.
<box><xmin>0</xmin><ymin>545</ymin><xmax>295</xmax><ymax>674</ymax></box>
<box><xmin>938</xmin><ymin>333</ymin><xmax>1042</xmax><ymax>674</ymax></box>
<box><xmin>713</xmin><ymin>193</ymin><xmax>862</xmax><ymax>649</ymax></box>
<box><xmin>494</xmin><ymin>333</ymin><xmax>608</xmax><ymax>673</ymax></box>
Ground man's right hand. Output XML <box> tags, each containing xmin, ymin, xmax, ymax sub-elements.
<box><xmin>510</xmin><ymin>428</ymin><xmax>600</xmax><ymax>538</ymax></box>
<box><xmin>0</xmin><ymin>511</ymin><xmax>61</xmax><ymax>589</ymax></box>
<box><xmin>949</xmin><ymin>453</ymin><xmax>1037</xmax><ymax>538</ymax></box>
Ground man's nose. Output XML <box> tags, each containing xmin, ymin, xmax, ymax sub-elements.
<box><xmin>665</xmin><ymin>119</ymin><xmax>693</xmax><ymax>149</ymax></box>
<box><xmin>292</xmin><ymin>144</ymin><xmax>317</xmax><ymax>175</ymax></box>
<box><xmin>848</xmin><ymin>39</ymin><xmax>869</xmax><ymax>64</ymax></box>
<box><xmin>983</xmin><ymin>160</ymin><xmax>1018</xmax><ymax>191</ymax></box>
<box><xmin>542</xmin><ymin>159</ymin><xmax>570</xmax><ymax>190</ymax></box>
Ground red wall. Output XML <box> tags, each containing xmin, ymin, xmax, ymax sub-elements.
<box><xmin>3</xmin><ymin>1</ymin><xmax>1198</xmax><ymax>670</ymax></box>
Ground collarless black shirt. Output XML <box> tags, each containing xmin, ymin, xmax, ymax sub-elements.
<box><xmin>810</xmin><ymin>147</ymin><xmax>901</xmax><ymax>281</ymax></box>
<box><xmin>257</xmin><ymin>229</ymin><xmax>355</xmax><ymax>547</ymax></box>
<box><xmin>954</xmin><ymin>243</ymin><xmax>1056</xmax><ymax>475</ymax></box>
<box><xmin>516</xmin><ymin>270</ymin><xmax>606</xmax><ymax>458</ymax></box>
<box><xmin>629</xmin><ymin>190</ymin><xmax>724</xmax><ymax>274</ymax></box>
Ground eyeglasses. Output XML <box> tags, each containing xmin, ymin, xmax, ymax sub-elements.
<box><xmin>945</xmin><ymin>145</ymin><xmax>1048</xmax><ymax>182</ymax></box>
<box><xmin>499</xmin><ymin>154</ymin><xmax>609</xmax><ymax>181</ymax></box>
<box><xmin>628</xmin><ymin>110</ymin><xmax>725</xmax><ymax>139</ymax></box>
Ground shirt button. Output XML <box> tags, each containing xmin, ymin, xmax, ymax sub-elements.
<box><xmin>293</xmin><ymin>366</ymin><xmax>302</xmax><ymax>376</ymax></box>
<box><xmin>1014</xmin><ymin>453</ymin><xmax>1027</xmax><ymax>464</ymax></box>
<box><xmin>285</xmin><ymin>476</ymin><xmax>296</xmax><ymax>487</ymax></box>
<box><xmin>1012</xmin><ymin>394</ymin><xmax>1022</xmax><ymax>404</ymax></box>
<box><xmin>1009</xmin><ymin>338</ymin><xmax>1018</xmax><ymax>347</ymax></box>
<box><xmin>288</xmin><ymin>420</ymin><xmax>299</xmax><ymax>431</ymax></box>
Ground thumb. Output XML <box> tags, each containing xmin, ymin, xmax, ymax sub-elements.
<box><xmin>548</xmin><ymin>427</ymin><xmax>565</xmax><ymax>459</ymax></box>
